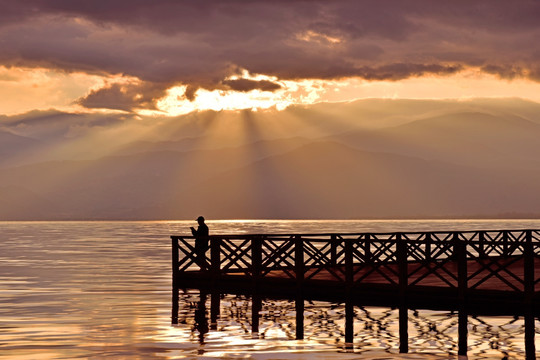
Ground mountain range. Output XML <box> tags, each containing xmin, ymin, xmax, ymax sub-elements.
<box><xmin>1</xmin><ymin>98</ymin><xmax>540</xmax><ymax>220</ymax></box>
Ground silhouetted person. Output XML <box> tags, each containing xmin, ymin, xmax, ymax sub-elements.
<box><xmin>190</xmin><ymin>216</ymin><xmax>209</xmax><ymax>270</ymax></box>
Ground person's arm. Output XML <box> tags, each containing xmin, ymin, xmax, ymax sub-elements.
<box><xmin>190</xmin><ymin>227</ymin><xmax>197</xmax><ymax>236</ymax></box>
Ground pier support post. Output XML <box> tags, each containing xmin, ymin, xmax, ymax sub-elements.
<box><xmin>458</xmin><ymin>307</ymin><xmax>467</xmax><ymax>356</ymax></box>
<box><xmin>344</xmin><ymin>237</ymin><xmax>355</xmax><ymax>347</ymax></box>
<box><xmin>295</xmin><ymin>235</ymin><xmax>304</xmax><ymax>340</ymax></box>
<box><xmin>295</xmin><ymin>297</ymin><xmax>304</xmax><ymax>340</ymax></box>
<box><xmin>252</xmin><ymin>293</ymin><xmax>261</xmax><ymax>335</ymax></box>
<box><xmin>171</xmin><ymin>288</ymin><xmax>179</xmax><ymax>325</ymax></box>
<box><xmin>524</xmin><ymin>230</ymin><xmax>536</xmax><ymax>359</ymax></box>
<box><xmin>399</xmin><ymin>305</ymin><xmax>408</xmax><ymax>354</ymax></box>
<box><xmin>345</xmin><ymin>299</ymin><xmax>354</xmax><ymax>348</ymax></box>
<box><xmin>525</xmin><ymin>309</ymin><xmax>536</xmax><ymax>360</ymax></box>
<box><xmin>397</xmin><ymin>233</ymin><xmax>408</xmax><ymax>353</ymax></box>
<box><xmin>210</xmin><ymin>291</ymin><xmax>220</xmax><ymax>330</ymax></box>
<box><xmin>455</xmin><ymin>232</ymin><xmax>468</xmax><ymax>356</ymax></box>
<box><xmin>171</xmin><ymin>236</ymin><xmax>179</xmax><ymax>324</ymax></box>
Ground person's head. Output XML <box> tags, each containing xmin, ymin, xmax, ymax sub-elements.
<box><xmin>197</xmin><ymin>216</ymin><xmax>205</xmax><ymax>224</ymax></box>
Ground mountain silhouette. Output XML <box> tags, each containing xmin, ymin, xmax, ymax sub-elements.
<box><xmin>3</xmin><ymin>99</ymin><xmax>540</xmax><ymax>219</ymax></box>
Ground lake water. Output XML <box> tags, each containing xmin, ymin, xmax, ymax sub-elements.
<box><xmin>1</xmin><ymin>219</ymin><xmax>540</xmax><ymax>359</ymax></box>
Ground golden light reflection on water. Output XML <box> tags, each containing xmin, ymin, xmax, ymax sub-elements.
<box><xmin>2</xmin><ymin>220</ymin><xmax>540</xmax><ymax>359</ymax></box>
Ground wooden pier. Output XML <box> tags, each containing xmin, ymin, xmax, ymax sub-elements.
<box><xmin>171</xmin><ymin>229</ymin><xmax>540</xmax><ymax>358</ymax></box>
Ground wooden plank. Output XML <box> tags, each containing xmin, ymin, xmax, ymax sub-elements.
<box><xmin>215</xmin><ymin>257</ymin><xmax>540</xmax><ymax>293</ymax></box>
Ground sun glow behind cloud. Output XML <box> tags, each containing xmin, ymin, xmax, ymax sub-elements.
<box><xmin>151</xmin><ymin>71</ymin><xmax>332</xmax><ymax>117</ymax></box>
<box><xmin>148</xmin><ymin>68</ymin><xmax>540</xmax><ymax>117</ymax></box>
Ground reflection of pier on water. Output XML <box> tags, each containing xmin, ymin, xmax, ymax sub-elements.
<box><xmin>172</xmin><ymin>230</ymin><xmax>540</xmax><ymax>358</ymax></box>
<box><xmin>175</xmin><ymin>290</ymin><xmax>536</xmax><ymax>358</ymax></box>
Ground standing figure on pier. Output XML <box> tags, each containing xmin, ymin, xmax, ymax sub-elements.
<box><xmin>190</xmin><ymin>216</ymin><xmax>209</xmax><ymax>270</ymax></box>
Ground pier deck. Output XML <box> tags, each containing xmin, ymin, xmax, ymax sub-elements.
<box><xmin>171</xmin><ymin>229</ymin><xmax>540</xmax><ymax>357</ymax></box>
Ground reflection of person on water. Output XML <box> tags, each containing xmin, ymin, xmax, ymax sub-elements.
<box><xmin>194</xmin><ymin>293</ymin><xmax>209</xmax><ymax>344</ymax></box>
<box><xmin>190</xmin><ymin>216</ymin><xmax>209</xmax><ymax>269</ymax></box>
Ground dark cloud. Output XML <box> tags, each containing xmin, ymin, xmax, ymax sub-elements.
<box><xmin>183</xmin><ymin>85</ymin><xmax>198</xmax><ymax>102</ymax></box>
<box><xmin>0</xmin><ymin>0</ymin><xmax>539</xmax><ymax>110</ymax></box>
<box><xmin>481</xmin><ymin>64</ymin><xmax>540</xmax><ymax>82</ymax></box>
<box><xmin>77</xmin><ymin>82</ymin><xmax>168</xmax><ymax>111</ymax></box>
<box><xmin>221</xmin><ymin>79</ymin><xmax>282</xmax><ymax>92</ymax></box>
<box><xmin>481</xmin><ymin>65</ymin><xmax>527</xmax><ymax>80</ymax></box>
<box><xmin>357</xmin><ymin>64</ymin><xmax>464</xmax><ymax>81</ymax></box>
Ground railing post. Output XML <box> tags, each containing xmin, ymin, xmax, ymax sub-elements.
<box><xmin>524</xmin><ymin>230</ymin><xmax>536</xmax><ymax>359</ymax></box>
<box><xmin>397</xmin><ymin>234</ymin><xmax>407</xmax><ymax>297</ymax></box>
<box><xmin>251</xmin><ymin>236</ymin><xmax>262</xmax><ymax>335</ymax></box>
<box><xmin>295</xmin><ymin>235</ymin><xmax>304</xmax><ymax>287</ymax></box>
<box><xmin>331</xmin><ymin>235</ymin><xmax>337</xmax><ymax>266</ymax></box>
<box><xmin>252</xmin><ymin>236</ymin><xmax>262</xmax><ymax>282</ymax></box>
<box><xmin>294</xmin><ymin>235</ymin><xmax>304</xmax><ymax>340</ymax></box>
<box><xmin>345</xmin><ymin>238</ymin><xmax>354</xmax><ymax>288</ymax></box>
<box><xmin>479</xmin><ymin>231</ymin><xmax>486</xmax><ymax>258</ymax></box>
<box><xmin>454</xmin><ymin>232</ymin><xmax>468</xmax><ymax>356</ymax></box>
<box><xmin>455</xmin><ymin>232</ymin><xmax>467</xmax><ymax>301</ymax></box>
<box><xmin>365</xmin><ymin>234</ymin><xmax>371</xmax><ymax>262</ymax></box>
<box><xmin>425</xmin><ymin>233</ymin><xmax>432</xmax><ymax>262</ymax></box>
<box><xmin>171</xmin><ymin>236</ymin><xmax>179</xmax><ymax>324</ymax></box>
<box><xmin>397</xmin><ymin>233</ymin><xmax>408</xmax><ymax>353</ymax></box>
<box><xmin>503</xmin><ymin>230</ymin><xmax>509</xmax><ymax>257</ymax></box>
<box><xmin>211</xmin><ymin>237</ymin><xmax>221</xmax><ymax>279</ymax></box>
<box><xmin>525</xmin><ymin>230</ymin><xmax>534</xmax><ymax>304</ymax></box>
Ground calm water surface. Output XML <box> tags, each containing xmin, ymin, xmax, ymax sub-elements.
<box><xmin>1</xmin><ymin>219</ymin><xmax>540</xmax><ymax>359</ymax></box>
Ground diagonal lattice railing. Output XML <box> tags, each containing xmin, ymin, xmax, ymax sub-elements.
<box><xmin>172</xmin><ymin>229</ymin><xmax>540</xmax><ymax>295</ymax></box>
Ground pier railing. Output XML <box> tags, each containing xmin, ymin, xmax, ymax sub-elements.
<box><xmin>172</xmin><ymin>229</ymin><xmax>540</xmax><ymax>294</ymax></box>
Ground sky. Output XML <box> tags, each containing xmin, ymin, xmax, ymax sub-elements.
<box><xmin>1</xmin><ymin>0</ymin><xmax>540</xmax><ymax>117</ymax></box>
<box><xmin>3</xmin><ymin>1</ymin><xmax>540</xmax><ymax>220</ymax></box>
